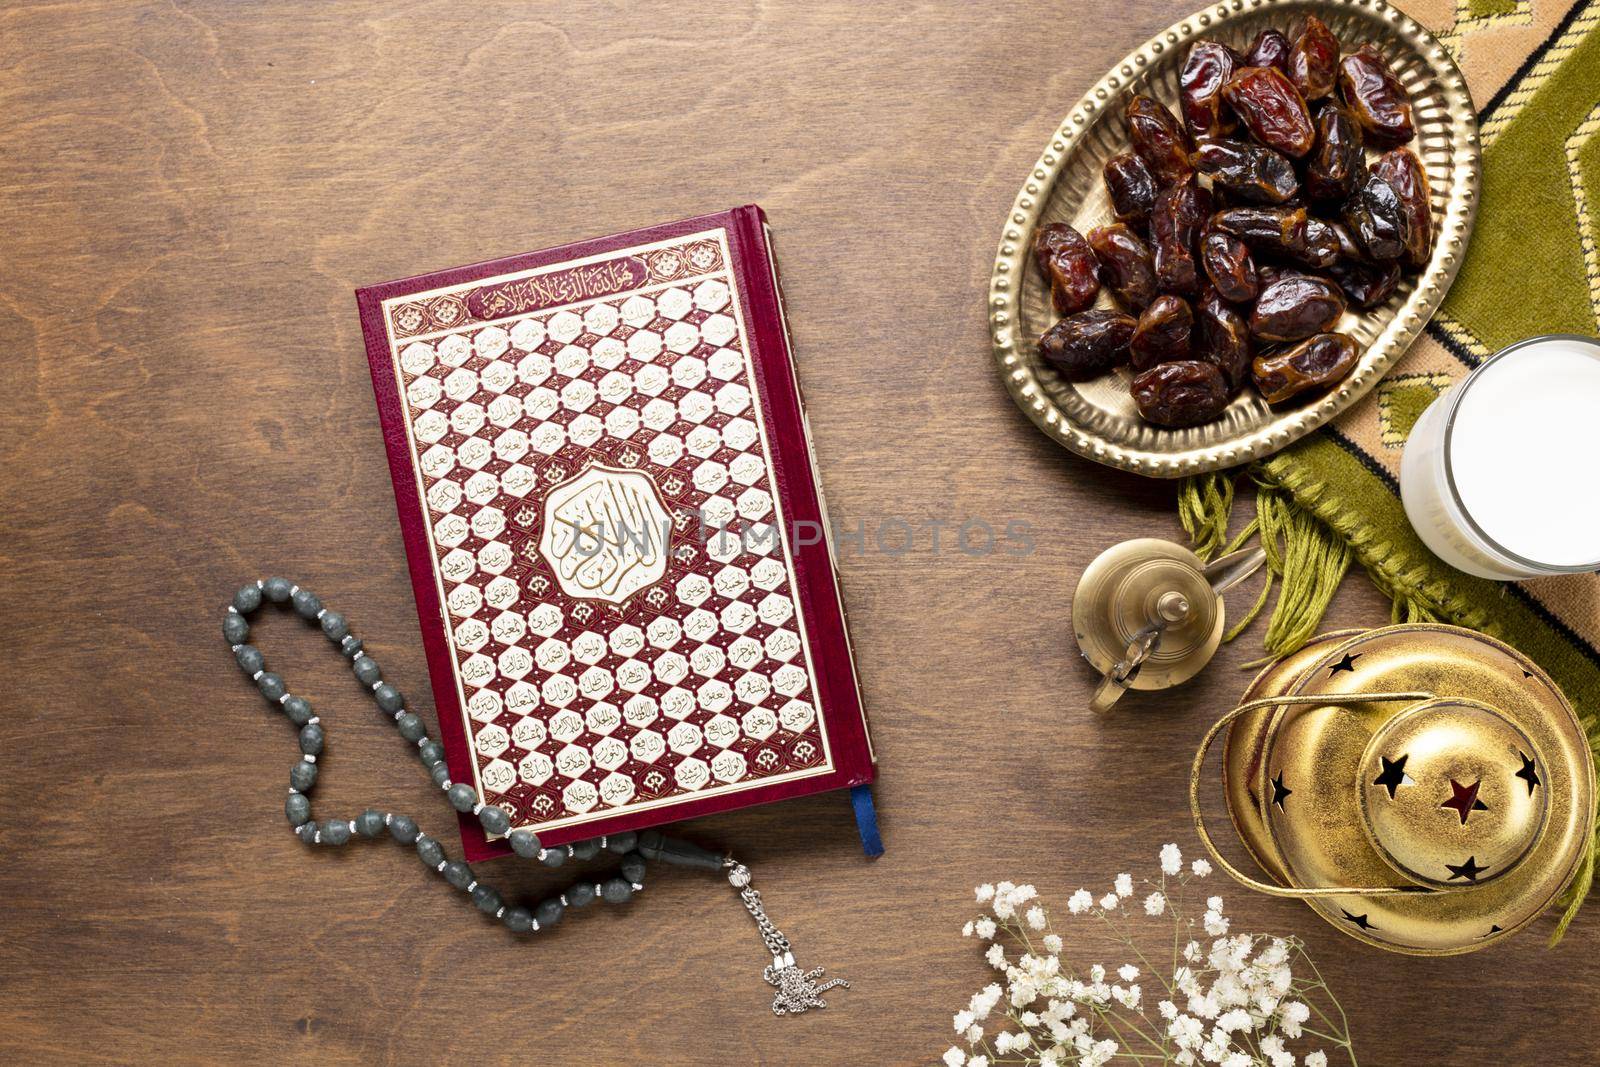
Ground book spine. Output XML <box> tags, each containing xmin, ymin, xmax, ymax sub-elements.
<box><xmin>735</xmin><ymin>207</ymin><xmax>876</xmax><ymax>769</ymax></box>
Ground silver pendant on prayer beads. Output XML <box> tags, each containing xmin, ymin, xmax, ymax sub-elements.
<box><xmin>727</xmin><ymin>861</ymin><xmax>851</xmax><ymax>1015</ymax></box>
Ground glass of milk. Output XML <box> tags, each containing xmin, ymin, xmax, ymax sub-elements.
<box><xmin>1400</xmin><ymin>334</ymin><xmax>1600</xmax><ymax>580</ymax></box>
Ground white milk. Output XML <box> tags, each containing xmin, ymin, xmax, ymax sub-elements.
<box><xmin>1400</xmin><ymin>335</ymin><xmax>1600</xmax><ymax>580</ymax></box>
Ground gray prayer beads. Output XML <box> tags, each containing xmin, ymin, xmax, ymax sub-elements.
<box><xmin>224</xmin><ymin>579</ymin><xmax>676</xmax><ymax>939</ymax></box>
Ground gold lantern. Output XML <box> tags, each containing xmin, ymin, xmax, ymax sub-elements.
<box><xmin>1191</xmin><ymin>623</ymin><xmax>1596</xmax><ymax>954</ymax></box>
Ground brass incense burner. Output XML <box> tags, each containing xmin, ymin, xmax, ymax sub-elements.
<box><xmin>1073</xmin><ymin>538</ymin><xmax>1265</xmax><ymax>713</ymax></box>
<box><xmin>1194</xmin><ymin>624</ymin><xmax>1595</xmax><ymax>954</ymax></box>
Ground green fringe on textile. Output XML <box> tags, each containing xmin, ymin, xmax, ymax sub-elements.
<box><xmin>1177</xmin><ymin>470</ymin><xmax>1351</xmax><ymax>662</ymax></box>
<box><xmin>1178</xmin><ymin>467</ymin><xmax>1589</xmax><ymax>945</ymax></box>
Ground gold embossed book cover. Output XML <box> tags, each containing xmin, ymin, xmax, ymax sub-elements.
<box><xmin>357</xmin><ymin>207</ymin><xmax>875</xmax><ymax>860</ymax></box>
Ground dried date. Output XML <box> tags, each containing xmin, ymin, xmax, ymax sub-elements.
<box><xmin>1126</xmin><ymin>94</ymin><xmax>1194</xmax><ymax>187</ymax></box>
<box><xmin>1288</xmin><ymin>15</ymin><xmax>1341</xmax><ymax>101</ymax></box>
<box><xmin>1200</xmin><ymin>230</ymin><xmax>1259</xmax><ymax>304</ymax></box>
<box><xmin>1194</xmin><ymin>287</ymin><xmax>1253</xmax><ymax>391</ymax></box>
<box><xmin>1130</xmin><ymin>295</ymin><xmax>1194</xmax><ymax>370</ymax></box>
<box><xmin>1033</xmin><ymin>222</ymin><xmax>1102</xmax><ymax>314</ymax></box>
<box><xmin>1131</xmin><ymin>360</ymin><xmax>1232</xmax><ymax>427</ymax></box>
<box><xmin>1150</xmin><ymin>181</ymin><xmax>1211</xmax><ymax>297</ymax></box>
<box><xmin>1180</xmin><ymin>41</ymin><xmax>1239</xmax><ymax>139</ymax></box>
<box><xmin>1342</xmin><ymin>172</ymin><xmax>1411</xmax><ymax>262</ymax></box>
<box><xmin>1244</xmin><ymin>29</ymin><xmax>1291</xmax><ymax>72</ymax></box>
<box><xmin>1329</xmin><ymin>220</ymin><xmax>1364</xmax><ymax>261</ymax></box>
<box><xmin>1326</xmin><ymin>256</ymin><xmax>1401</xmax><ymax>308</ymax></box>
<box><xmin>1249</xmin><ymin>274</ymin><xmax>1346</xmax><ymax>342</ymax></box>
<box><xmin>1339</xmin><ymin>44</ymin><xmax>1415</xmax><ymax>148</ymax></box>
<box><xmin>1305</xmin><ymin>103</ymin><xmax>1364</xmax><ymax>203</ymax></box>
<box><xmin>1038</xmin><ymin>309</ymin><xmax>1137</xmax><ymax>381</ymax></box>
<box><xmin>1211</xmin><ymin>204</ymin><xmax>1309</xmax><ymax>259</ymax></box>
<box><xmin>1293</xmin><ymin>217</ymin><xmax>1341</xmax><ymax>269</ymax></box>
<box><xmin>1372</xmin><ymin>148</ymin><xmax>1433</xmax><ymax>269</ymax></box>
<box><xmin>1252</xmin><ymin>332</ymin><xmax>1360</xmax><ymax>403</ymax></box>
<box><xmin>1088</xmin><ymin>223</ymin><xmax>1159</xmax><ymax>311</ymax></box>
<box><xmin>1103</xmin><ymin>151</ymin><xmax>1159</xmax><ymax>225</ymax></box>
<box><xmin>1192</xmin><ymin>139</ymin><xmax>1298</xmax><ymax>204</ymax></box>
<box><xmin>1254</xmin><ymin>263</ymin><xmax>1297</xmax><ymax>288</ymax></box>
<box><xmin>1223</xmin><ymin>66</ymin><xmax>1315</xmax><ymax>158</ymax></box>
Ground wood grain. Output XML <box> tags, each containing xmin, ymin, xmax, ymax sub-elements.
<box><xmin>1</xmin><ymin>1</ymin><xmax>1594</xmax><ymax>1063</ymax></box>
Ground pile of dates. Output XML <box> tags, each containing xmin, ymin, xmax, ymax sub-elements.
<box><xmin>1036</xmin><ymin>16</ymin><xmax>1431</xmax><ymax>428</ymax></box>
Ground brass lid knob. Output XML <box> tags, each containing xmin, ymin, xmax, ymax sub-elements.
<box><xmin>1358</xmin><ymin>700</ymin><xmax>1548</xmax><ymax>889</ymax></box>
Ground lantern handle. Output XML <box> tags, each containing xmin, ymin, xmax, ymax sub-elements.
<box><xmin>1190</xmin><ymin>691</ymin><xmax>1475</xmax><ymax>898</ymax></box>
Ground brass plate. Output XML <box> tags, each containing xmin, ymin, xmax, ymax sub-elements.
<box><xmin>988</xmin><ymin>0</ymin><xmax>1480</xmax><ymax>478</ymax></box>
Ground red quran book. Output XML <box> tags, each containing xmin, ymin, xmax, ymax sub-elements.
<box><xmin>357</xmin><ymin>207</ymin><xmax>875</xmax><ymax>861</ymax></box>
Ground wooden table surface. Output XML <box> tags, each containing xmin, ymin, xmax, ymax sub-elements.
<box><xmin>4</xmin><ymin>1</ymin><xmax>1596</xmax><ymax>1063</ymax></box>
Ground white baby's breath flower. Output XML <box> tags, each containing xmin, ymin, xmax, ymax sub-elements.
<box><xmin>1217</xmin><ymin>1008</ymin><xmax>1252</xmax><ymax>1034</ymax></box>
<box><xmin>1086</xmin><ymin>1038</ymin><xmax>1119</xmax><ymax>1067</ymax></box>
<box><xmin>1280</xmin><ymin>1001</ymin><xmax>1311</xmax><ymax>1039</ymax></box>
<box><xmin>1261</xmin><ymin>1035</ymin><xmax>1295</xmax><ymax>1067</ymax></box>
<box><xmin>970</xmin><ymin>983</ymin><xmax>1002</xmax><ymax>1020</ymax></box>
<box><xmin>1168</xmin><ymin>1014</ymin><xmax>1204</xmax><ymax>1048</ymax></box>
<box><xmin>949</xmin><ymin>854</ymin><xmax>1352</xmax><ymax>1067</ymax></box>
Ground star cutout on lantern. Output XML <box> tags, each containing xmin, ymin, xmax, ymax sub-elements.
<box><xmin>1515</xmin><ymin>751</ymin><xmax>1540</xmax><ymax>796</ymax></box>
<box><xmin>1440</xmin><ymin>778</ymin><xmax>1488</xmax><ymax>824</ymax></box>
<box><xmin>1270</xmin><ymin>771</ymin><xmax>1292</xmax><ymax>810</ymax></box>
<box><xmin>1372</xmin><ymin>754</ymin><xmax>1411</xmax><ymax>799</ymax></box>
<box><xmin>1327</xmin><ymin>653</ymin><xmax>1361</xmax><ymax>675</ymax></box>
<box><xmin>1446</xmin><ymin>856</ymin><xmax>1489</xmax><ymax>882</ymax></box>
<box><xmin>1340</xmin><ymin>909</ymin><xmax>1377</xmax><ymax>931</ymax></box>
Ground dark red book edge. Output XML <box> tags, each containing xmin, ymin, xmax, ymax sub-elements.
<box><xmin>357</xmin><ymin>206</ymin><xmax>875</xmax><ymax>862</ymax></box>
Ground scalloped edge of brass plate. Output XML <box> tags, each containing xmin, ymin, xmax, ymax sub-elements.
<box><xmin>989</xmin><ymin>0</ymin><xmax>1480</xmax><ymax>479</ymax></box>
